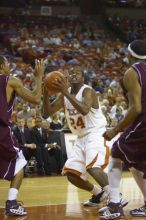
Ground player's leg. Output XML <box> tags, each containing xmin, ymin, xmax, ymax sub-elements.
<box><xmin>83</xmin><ymin>133</ymin><xmax>110</xmax><ymax>206</ymax></box>
<box><xmin>129</xmin><ymin>167</ymin><xmax>146</xmax><ymax>217</ymax></box>
<box><xmin>63</xmin><ymin>140</ymin><xmax>102</xmax><ymax>204</ymax></box>
<box><xmin>5</xmin><ymin>150</ymin><xmax>27</xmax><ymax>216</ymax></box>
<box><xmin>10</xmin><ymin>168</ymin><xmax>24</xmax><ymax>190</ymax></box>
<box><xmin>84</xmin><ymin>133</ymin><xmax>127</xmax><ymax>208</ymax></box>
<box><xmin>108</xmin><ymin>157</ymin><xmax>123</xmax><ymax>203</ymax></box>
<box><xmin>66</xmin><ymin>172</ymin><xmax>101</xmax><ymax>192</ymax></box>
<box><xmin>99</xmin><ymin>157</ymin><xmax>124</xmax><ymax>219</ymax></box>
<box><xmin>84</xmin><ymin>167</ymin><xmax>109</xmax><ymax>207</ymax></box>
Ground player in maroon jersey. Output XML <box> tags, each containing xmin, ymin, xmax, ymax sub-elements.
<box><xmin>100</xmin><ymin>40</ymin><xmax>146</xmax><ymax>219</ymax></box>
<box><xmin>0</xmin><ymin>56</ymin><xmax>44</xmax><ymax>216</ymax></box>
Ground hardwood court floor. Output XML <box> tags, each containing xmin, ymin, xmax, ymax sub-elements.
<box><xmin>0</xmin><ymin>172</ymin><xmax>145</xmax><ymax>220</ymax></box>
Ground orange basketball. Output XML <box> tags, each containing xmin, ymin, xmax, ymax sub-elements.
<box><xmin>44</xmin><ymin>71</ymin><xmax>65</xmax><ymax>95</ymax></box>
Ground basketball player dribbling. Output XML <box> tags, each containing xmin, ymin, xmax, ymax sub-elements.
<box><xmin>43</xmin><ymin>66</ymin><xmax>117</xmax><ymax>206</ymax></box>
<box><xmin>0</xmin><ymin>56</ymin><xmax>44</xmax><ymax>216</ymax></box>
<box><xmin>99</xmin><ymin>40</ymin><xmax>146</xmax><ymax>219</ymax></box>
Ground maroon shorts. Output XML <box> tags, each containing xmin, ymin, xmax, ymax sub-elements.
<box><xmin>0</xmin><ymin>126</ymin><xmax>17</xmax><ymax>180</ymax></box>
<box><xmin>111</xmin><ymin>120</ymin><xmax>146</xmax><ymax>178</ymax></box>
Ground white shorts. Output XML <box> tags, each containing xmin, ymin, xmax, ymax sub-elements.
<box><xmin>63</xmin><ymin>131</ymin><xmax>110</xmax><ymax>180</ymax></box>
<box><xmin>14</xmin><ymin>148</ymin><xmax>27</xmax><ymax>176</ymax></box>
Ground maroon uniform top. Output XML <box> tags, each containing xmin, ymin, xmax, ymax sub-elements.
<box><xmin>0</xmin><ymin>74</ymin><xmax>18</xmax><ymax>180</ymax></box>
<box><xmin>112</xmin><ymin>62</ymin><xmax>146</xmax><ymax>178</ymax></box>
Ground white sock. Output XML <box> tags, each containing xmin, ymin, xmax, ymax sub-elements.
<box><xmin>90</xmin><ymin>185</ymin><xmax>102</xmax><ymax>196</ymax></box>
<box><xmin>109</xmin><ymin>187</ymin><xmax>120</xmax><ymax>203</ymax></box>
<box><xmin>8</xmin><ymin>188</ymin><xmax>18</xmax><ymax>201</ymax></box>
<box><xmin>103</xmin><ymin>185</ymin><xmax>110</xmax><ymax>194</ymax></box>
<box><xmin>100</xmin><ymin>185</ymin><xmax>110</xmax><ymax>200</ymax></box>
<box><xmin>108</xmin><ymin>157</ymin><xmax>122</xmax><ymax>203</ymax></box>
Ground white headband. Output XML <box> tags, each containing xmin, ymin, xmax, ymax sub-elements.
<box><xmin>128</xmin><ymin>44</ymin><xmax>146</xmax><ymax>59</ymax></box>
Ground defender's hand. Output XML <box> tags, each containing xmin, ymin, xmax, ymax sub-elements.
<box><xmin>34</xmin><ymin>59</ymin><xmax>45</xmax><ymax>78</ymax></box>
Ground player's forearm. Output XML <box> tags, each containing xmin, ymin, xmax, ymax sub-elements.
<box><xmin>114</xmin><ymin>107</ymin><xmax>141</xmax><ymax>133</ymax></box>
<box><xmin>32</xmin><ymin>76</ymin><xmax>43</xmax><ymax>102</ymax></box>
<box><xmin>64</xmin><ymin>92</ymin><xmax>89</xmax><ymax>115</ymax></box>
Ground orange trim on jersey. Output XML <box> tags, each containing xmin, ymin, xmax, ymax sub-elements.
<box><xmin>63</xmin><ymin>167</ymin><xmax>82</xmax><ymax>176</ymax></box>
<box><xmin>86</xmin><ymin>154</ymin><xmax>98</xmax><ymax>170</ymax></box>
<box><xmin>101</xmin><ymin>140</ymin><xmax>110</xmax><ymax>170</ymax></box>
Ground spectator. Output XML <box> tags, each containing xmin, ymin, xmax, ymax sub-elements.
<box><xmin>30</xmin><ymin>116</ymin><xmax>51</xmax><ymax>175</ymax></box>
<box><xmin>17</xmin><ymin>103</ymin><xmax>31</xmax><ymax>121</ymax></box>
<box><xmin>13</xmin><ymin>117</ymin><xmax>44</xmax><ymax>176</ymax></box>
<box><xmin>50</xmin><ymin>113</ymin><xmax>63</xmax><ymax>130</ymax></box>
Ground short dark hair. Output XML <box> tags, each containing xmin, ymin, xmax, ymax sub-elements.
<box><xmin>0</xmin><ymin>56</ymin><xmax>5</xmax><ymax>66</ymax></box>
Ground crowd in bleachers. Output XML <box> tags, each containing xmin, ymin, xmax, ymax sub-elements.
<box><xmin>0</xmin><ymin>0</ymin><xmax>145</xmax><ymax>8</ymax></box>
<box><xmin>0</xmin><ymin>0</ymin><xmax>80</xmax><ymax>7</ymax></box>
<box><xmin>106</xmin><ymin>14</ymin><xmax>146</xmax><ymax>43</ymax></box>
<box><xmin>105</xmin><ymin>0</ymin><xmax>146</xmax><ymax>8</ymax></box>
<box><xmin>1</xmin><ymin>13</ymin><xmax>141</xmax><ymax>176</ymax></box>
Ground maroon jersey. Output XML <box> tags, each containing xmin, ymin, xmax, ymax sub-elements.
<box><xmin>112</xmin><ymin>62</ymin><xmax>146</xmax><ymax>178</ymax></box>
<box><xmin>0</xmin><ymin>74</ymin><xmax>18</xmax><ymax>180</ymax></box>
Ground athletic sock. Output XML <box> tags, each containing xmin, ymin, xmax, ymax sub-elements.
<box><xmin>90</xmin><ymin>185</ymin><xmax>102</xmax><ymax>196</ymax></box>
<box><xmin>8</xmin><ymin>188</ymin><xmax>18</xmax><ymax>201</ymax></box>
<box><xmin>109</xmin><ymin>187</ymin><xmax>120</xmax><ymax>203</ymax></box>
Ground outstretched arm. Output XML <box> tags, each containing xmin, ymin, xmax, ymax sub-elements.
<box><xmin>9</xmin><ymin>59</ymin><xmax>44</xmax><ymax>104</ymax></box>
<box><xmin>103</xmin><ymin>67</ymin><xmax>142</xmax><ymax>140</ymax></box>
<box><xmin>115</xmin><ymin>67</ymin><xmax>142</xmax><ymax>132</ymax></box>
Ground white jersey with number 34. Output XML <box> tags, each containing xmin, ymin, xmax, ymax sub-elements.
<box><xmin>64</xmin><ymin>85</ymin><xmax>107</xmax><ymax>136</ymax></box>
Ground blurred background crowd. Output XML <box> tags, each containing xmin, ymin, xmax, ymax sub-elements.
<box><xmin>0</xmin><ymin>0</ymin><xmax>145</xmax><ymax>176</ymax></box>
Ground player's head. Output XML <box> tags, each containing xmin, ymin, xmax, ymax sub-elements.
<box><xmin>127</xmin><ymin>40</ymin><xmax>146</xmax><ymax>64</ymax></box>
<box><xmin>17</xmin><ymin>117</ymin><xmax>25</xmax><ymax>128</ymax></box>
<box><xmin>35</xmin><ymin>116</ymin><xmax>43</xmax><ymax>128</ymax></box>
<box><xmin>68</xmin><ymin>66</ymin><xmax>84</xmax><ymax>84</ymax></box>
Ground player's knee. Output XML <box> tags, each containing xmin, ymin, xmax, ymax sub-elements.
<box><xmin>14</xmin><ymin>168</ymin><xmax>24</xmax><ymax>180</ymax></box>
<box><xmin>66</xmin><ymin>172</ymin><xmax>77</xmax><ymax>184</ymax></box>
<box><xmin>87</xmin><ymin>167</ymin><xmax>100</xmax><ymax>175</ymax></box>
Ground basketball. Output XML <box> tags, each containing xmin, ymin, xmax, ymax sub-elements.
<box><xmin>44</xmin><ymin>71</ymin><xmax>65</xmax><ymax>95</ymax></box>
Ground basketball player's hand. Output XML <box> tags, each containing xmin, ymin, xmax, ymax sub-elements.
<box><xmin>52</xmin><ymin>75</ymin><xmax>68</xmax><ymax>94</ymax></box>
<box><xmin>34</xmin><ymin>59</ymin><xmax>45</xmax><ymax>78</ymax></box>
<box><xmin>103</xmin><ymin>128</ymin><xmax>118</xmax><ymax>141</ymax></box>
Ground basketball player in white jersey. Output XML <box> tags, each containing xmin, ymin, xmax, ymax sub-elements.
<box><xmin>43</xmin><ymin>66</ymin><xmax>126</xmax><ymax>206</ymax></box>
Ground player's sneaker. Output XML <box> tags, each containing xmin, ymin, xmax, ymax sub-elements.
<box><xmin>119</xmin><ymin>194</ymin><xmax>128</xmax><ymax>208</ymax></box>
<box><xmin>99</xmin><ymin>194</ymin><xmax>128</xmax><ymax>213</ymax></box>
<box><xmin>130</xmin><ymin>205</ymin><xmax>146</xmax><ymax>217</ymax></box>
<box><xmin>5</xmin><ymin>200</ymin><xmax>27</xmax><ymax>216</ymax></box>
<box><xmin>99</xmin><ymin>202</ymin><xmax>124</xmax><ymax>219</ymax></box>
<box><xmin>83</xmin><ymin>191</ymin><xmax>128</xmax><ymax>208</ymax></box>
<box><xmin>83</xmin><ymin>190</ymin><xmax>108</xmax><ymax>207</ymax></box>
